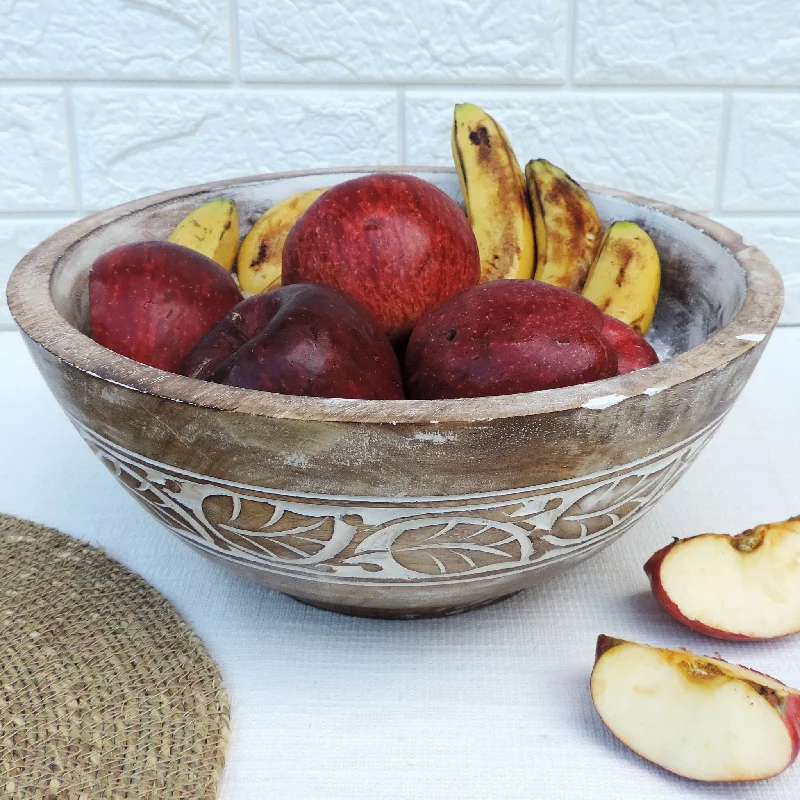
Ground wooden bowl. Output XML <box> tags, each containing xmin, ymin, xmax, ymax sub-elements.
<box><xmin>6</xmin><ymin>168</ymin><xmax>783</xmax><ymax>618</ymax></box>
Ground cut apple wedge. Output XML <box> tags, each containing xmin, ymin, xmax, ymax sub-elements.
<box><xmin>645</xmin><ymin>517</ymin><xmax>800</xmax><ymax>640</ymax></box>
<box><xmin>591</xmin><ymin>636</ymin><xmax>800</xmax><ymax>782</ymax></box>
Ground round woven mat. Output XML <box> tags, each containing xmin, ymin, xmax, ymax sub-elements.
<box><xmin>0</xmin><ymin>514</ymin><xmax>229</xmax><ymax>798</ymax></box>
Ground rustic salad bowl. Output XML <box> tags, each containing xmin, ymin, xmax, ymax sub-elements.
<box><xmin>6</xmin><ymin>168</ymin><xmax>783</xmax><ymax>618</ymax></box>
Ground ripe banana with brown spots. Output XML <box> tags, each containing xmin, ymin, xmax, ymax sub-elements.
<box><xmin>237</xmin><ymin>188</ymin><xmax>327</xmax><ymax>294</ymax></box>
<box><xmin>168</xmin><ymin>198</ymin><xmax>239</xmax><ymax>272</ymax></box>
<box><xmin>582</xmin><ymin>221</ymin><xmax>661</xmax><ymax>335</ymax></box>
<box><xmin>526</xmin><ymin>159</ymin><xmax>602</xmax><ymax>293</ymax></box>
<box><xmin>451</xmin><ymin>103</ymin><xmax>534</xmax><ymax>282</ymax></box>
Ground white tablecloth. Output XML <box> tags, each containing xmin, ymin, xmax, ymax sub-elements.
<box><xmin>1</xmin><ymin>328</ymin><xmax>799</xmax><ymax>799</ymax></box>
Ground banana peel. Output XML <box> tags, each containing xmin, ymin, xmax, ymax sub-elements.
<box><xmin>526</xmin><ymin>159</ymin><xmax>602</xmax><ymax>292</ymax></box>
<box><xmin>237</xmin><ymin>188</ymin><xmax>327</xmax><ymax>294</ymax></box>
<box><xmin>582</xmin><ymin>221</ymin><xmax>661</xmax><ymax>335</ymax></box>
<box><xmin>451</xmin><ymin>103</ymin><xmax>534</xmax><ymax>282</ymax></box>
<box><xmin>168</xmin><ymin>198</ymin><xmax>239</xmax><ymax>272</ymax></box>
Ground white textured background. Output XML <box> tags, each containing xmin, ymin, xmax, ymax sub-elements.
<box><xmin>2</xmin><ymin>0</ymin><xmax>800</xmax><ymax>328</ymax></box>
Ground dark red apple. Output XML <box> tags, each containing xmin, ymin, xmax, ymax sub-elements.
<box><xmin>282</xmin><ymin>173</ymin><xmax>480</xmax><ymax>344</ymax></box>
<box><xmin>89</xmin><ymin>241</ymin><xmax>242</xmax><ymax>372</ymax></box>
<box><xmin>601</xmin><ymin>314</ymin><xmax>659</xmax><ymax>375</ymax></box>
<box><xmin>181</xmin><ymin>283</ymin><xmax>404</xmax><ymax>400</ymax></box>
<box><xmin>404</xmin><ymin>279</ymin><xmax>618</xmax><ymax>400</ymax></box>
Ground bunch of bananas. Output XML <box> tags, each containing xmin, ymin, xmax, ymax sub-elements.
<box><xmin>168</xmin><ymin>102</ymin><xmax>660</xmax><ymax>337</ymax></box>
<box><xmin>168</xmin><ymin>189</ymin><xmax>326</xmax><ymax>296</ymax></box>
<box><xmin>451</xmin><ymin>103</ymin><xmax>660</xmax><ymax>336</ymax></box>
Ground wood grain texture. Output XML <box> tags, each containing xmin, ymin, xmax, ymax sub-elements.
<box><xmin>6</xmin><ymin>168</ymin><xmax>784</xmax><ymax>617</ymax></box>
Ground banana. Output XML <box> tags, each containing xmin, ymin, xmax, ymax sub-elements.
<box><xmin>168</xmin><ymin>198</ymin><xmax>239</xmax><ymax>272</ymax></box>
<box><xmin>237</xmin><ymin>188</ymin><xmax>327</xmax><ymax>294</ymax></box>
<box><xmin>526</xmin><ymin>159</ymin><xmax>603</xmax><ymax>292</ymax></box>
<box><xmin>582</xmin><ymin>221</ymin><xmax>661</xmax><ymax>335</ymax></box>
<box><xmin>451</xmin><ymin>103</ymin><xmax>534</xmax><ymax>282</ymax></box>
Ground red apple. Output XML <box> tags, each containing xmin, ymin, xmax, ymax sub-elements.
<box><xmin>404</xmin><ymin>279</ymin><xmax>617</xmax><ymax>399</ymax></box>
<box><xmin>282</xmin><ymin>173</ymin><xmax>480</xmax><ymax>344</ymax></box>
<box><xmin>591</xmin><ymin>635</ymin><xmax>800</xmax><ymax>782</ymax></box>
<box><xmin>89</xmin><ymin>241</ymin><xmax>242</xmax><ymax>372</ymax></box>
<box><xmin>601</xmin><ymin>314</ymin><xmax>659</xmax><ymax>375</ymax></box>
<box><xmin>644</xmin><ymin>517</ymin><xmax>800</xmax><ymax>640</ymax></box>
<box><xmin>182</xmin><ymin>283</ymin><xmax>404</xmax><ymax>400</ymax></box>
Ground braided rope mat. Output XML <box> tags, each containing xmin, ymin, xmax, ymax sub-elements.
<box><xmin>0</xmin><ymin>514</ymin><xmax>229</xmax><ymax>798</ymax></box>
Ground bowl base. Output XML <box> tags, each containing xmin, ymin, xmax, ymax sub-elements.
<box><xmin>287</xmin><ymin>590</ymin><xmax>523</xmax><ymax>619</ymax></box>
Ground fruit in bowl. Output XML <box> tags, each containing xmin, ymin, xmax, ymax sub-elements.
<box><xmin>182</xmin><ymin>283</ymin><xmax>404</xmax><ymax>400</ymax></box>
<box><xmin>600</xmin><ymin>315</ymin><xmax>658</xmax><ymax>375</ymax></box>
<box><xmin>6</xmin><ymin>163</ymin><xmax>781</xmax><ymax>618</ymax></box>
<box><xmin>167</xmin><ymin>198</ymin><xmax>239</xmax><ymax>273</ymax></box>
<box><xmin>526</xmin><ymin>158</ymin><xmax>603</xmax><ymax>292</ymax></box>
<box><xmin>237</xmin><ymin>188</ymin><xmax>327</xmax><ymax>295</ymax></box>
<box><xmin>404</xmin><ymin>280</ymin><xmax>618</xmax><ymax>400</ymax></box>
<box><xmin>282</xmin><ymin>172</ymin><xmax>481</xmax><ymax>345</ymax></box>
<box><xmin>89</xmin><ymin>241</ymin><xmax>242</xmax><ymax>373</ymax></box>
<box><xmin>83</xmin><ymin>105</ymin><xmax>671</xmax><ymax>402</ymax></box>
<box><xmin>451</xmin><ymin>102</ymin><xmax>534</xmax><ymax>282</ymax></box>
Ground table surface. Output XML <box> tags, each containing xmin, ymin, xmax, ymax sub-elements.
<box><xmin>2</xmin><ymin>328</ymin><xmax>799</xmax><ymax>799</ymax></box>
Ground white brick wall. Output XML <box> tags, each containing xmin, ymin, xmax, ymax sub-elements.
<box><xmin>73</xmin><ymin>88</ymin><xmax>399</xmax><ymax>208</ymax></box>
<box><xmin>238</xmin><ymin>0</ymin><xmax>566</xmax><ymax>83</ymax></box>
<box><xmin>406</xmin><ymin>91</ymin><xmax>723</xmax><ymax>209</ymax></box>
<box><xmin>0</xmin><ymin>89</ymin><xmax>73</xmax><ymax>212</ymax></box>
<box><xmin>2</xmin><ymin>0</ymin><xmax>799</xmax><ymax>329</ymax></box>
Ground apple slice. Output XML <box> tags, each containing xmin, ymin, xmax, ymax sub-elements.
<box><xmin>645</xmin><ymin>517</ymin><xmax>800</xmax><ymax>640</ymax></box>
<box><xmin>591</xmin><ymin>636</ymin><xmax>800</xmax><ymax>782</ymax></box>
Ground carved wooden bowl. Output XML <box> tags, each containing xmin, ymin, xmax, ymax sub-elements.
<box><xmin>7</xmin><ymin>168</ymin><xmax>783</xmax><ymax>618</ymax></box>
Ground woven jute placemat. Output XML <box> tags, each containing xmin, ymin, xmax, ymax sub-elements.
<box><xmin>0</xmin><ymin>513</ymin><xmax>229</xmax><ymax>798</ymax></box>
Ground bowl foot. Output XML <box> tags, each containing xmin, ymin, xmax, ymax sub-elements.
<box><xmin>287</xmin><ymin>590</ymin><xmax>523</xmax><ymax>620</ymax></box>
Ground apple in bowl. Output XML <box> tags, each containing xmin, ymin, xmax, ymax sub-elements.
<box><xmin>282</xmin><ymin>172</ymin><xmax>481</xmax><ymax>345</ymax></box>
<box><xmin>6</xmin><ymin>168</ymin><xmax>782</xmax><ymax>618</ymax></box>
<box><xmin>182</xmin><ymin>283</ymin><xmax>404</xmax><ymax>400</ymax></box>
<box><xmin>404</xmin><ymin>280</ymin><xmax>618</xmax><ymax>399</ymax></box>
<box><xmin>601</xmin><ymin>315</ymin><xmax>658</xmax><ymax>375</ymax></box>
<box><xmin>89</xmin><ymin>241</ymin><xmax>242</xmax><ymax>373</ymax></box>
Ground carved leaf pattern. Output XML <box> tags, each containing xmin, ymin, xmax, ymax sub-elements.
<box><xmin>100</xmin><ymin>455</ymin><xmax>197</xmax><ymax>536</ymax></box>
<box><xmin>547</xmin><ymin>456</ymin><xmax>689</xmax><ymax>542</ymax></box>
<box><xmin>202</xmin><ymin>495</ymin><xmax>336</xmax><ymax>561</ymax></box>
<box><xmin>77</xmin><ymin>413</ymin><xmax>724</xmax><ymax>581</ymax></box>
<box><xmin>390</xmin><ymin>519</ymin><xmax>523</xmax><ymax>575</ymax></box>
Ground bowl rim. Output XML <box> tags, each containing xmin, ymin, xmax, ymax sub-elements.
<box><xmin>6</xmin><ymin>166</ymin><xmax>784</xmax><ymax>425</ymax></box>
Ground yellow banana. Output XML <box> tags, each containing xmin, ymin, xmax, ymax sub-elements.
<box><xmin>582</xmin><ymin>221</ymin><xmax>661</xmax><ymax>335</ymax></box>
<box><xmin>451</xmin><ymin>103</ymin><xmax>534</xmax><ymax>282</ymax></box>
<box><xmin>168</xmin><ymin>198</ymin><xmax>239</xmax><ymax>272</ymax></box>
<box><xmin>237</xmin><ymin>188</ymin><xmax>327</xmax><ymax>294</ymax></box>
<box><xmin>526</xmin><ymin>159</ymin><xmax>603</xmax><ymax>293</ymax></box>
